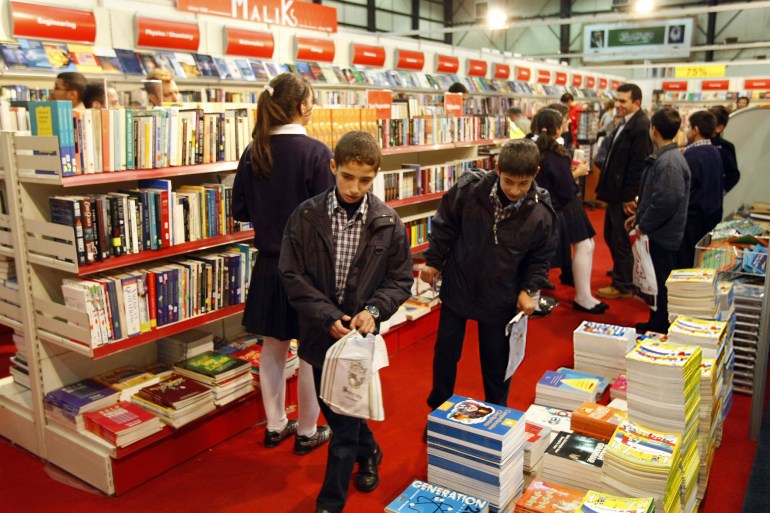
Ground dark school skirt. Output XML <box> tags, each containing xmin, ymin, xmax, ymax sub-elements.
<box><xmin>242</xmin><ymin>256</ymin><xmax>299</xmax><ymax>341</ymax></box>
<box><xmin>560</xmin><ymin>195</ymin><xmax>596</xmax><ymax>244</ymax></box>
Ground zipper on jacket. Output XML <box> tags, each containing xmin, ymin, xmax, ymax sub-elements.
<box><xmin>493</xmin><ymin>222</ymin><xmax>498</xmax><ymax>245</ymax></box>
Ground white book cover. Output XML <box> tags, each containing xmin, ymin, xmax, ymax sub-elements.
<box><xmin>118</xmin><ymin>274</ymin><xmax>141</xmax><ymax>337</ymax></box>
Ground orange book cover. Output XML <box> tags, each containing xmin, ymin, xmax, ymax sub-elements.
<box><xmin>515</xmin><ymin>480</ymin><xmax>585</xmax><ymax>512</ymax></box>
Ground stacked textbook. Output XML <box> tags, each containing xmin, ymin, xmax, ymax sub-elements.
<box><xmin>696</xmin><ymin>357</ymin><xmax>723</xmax><ymax>500</ymax></box>
<box><xmin>43</xmin><ymin>378</ymin><xmax>120</xmax><ymax>432</ymax></box>
<box><xmin>522</xmin><ymin>422</ymin><xmax>551</xmax><ymax>487</ymax></box>
<box><xmin>573</xmin><ymin>321</ymin><xmax>636</xmax><ymax>381</ymax></box>
<box><xmin>601</xmin><ymin>420</ymin><xmax>682</xmax><ymax>513</ymax></box>
<box><xmin>514</xmin><ymin>480</ymin><xmax>586</xmax><ymax>513</ymax></box>
<box><xmin>83</xmin><ymin>401</ymin><xmax>163</xmax><ymax>447</ymax></box>
<box><xmin>535</xmin><ymin>368</ymin><xmax>608</xmax><ymax>411</ymax></box>
<box><xmin>541</xmin><ymin>431</ymin><xmax>606</xmax><ymax>493</ymax></box>
<box><xmin>667</xmin><ymin>316</ymin><xmax>726</xmax><ymax>360</ymax></box>
<box><xmin>524</xmin><ymin>404</ymin><xmax>572</xmax><ymax>441</ymax></box>
<box><xmin>131</xmin><ymin>373</ymin><xmax>216</xmax><ymax>428</ymax></box>
<box><xmin>666</xmin><ymin>269</ymin><xmax>719</xmax><ymax>320</ymax></box>
<box><xmin>157</xmin><ymin>329</ymin><xmax>214</xmax><ymax>365</ymax></box>
<box><xmin>577</xmin><ymin>490</ymin><xmax>655</xmax><ymax>513</ymax></box>
<box><xmin>571</xmin><ymin>402</ymin><xmax>627</xmax><ymax>442</ymax></box>
<box><xmin>427</xmin><ymin>395</ymin><xmax>526</xmax><ymax>512</ymax></box>
<box><xmin>173</xmin><ymin>351</ymin><xmax>253</xmax><ymax>406</ymax></box>
<box><xmin>385</xmin><ymin>479</ymin><xmax>489</xmax><ymax>513</ymax></box>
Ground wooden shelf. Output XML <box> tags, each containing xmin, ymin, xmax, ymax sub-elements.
<box><xmin>77</xmin><ymin>230</ymin><xmax>254</xmax><ymax>277</ymax></box>
<box><xmin>61</xmin><ymin>161</ymin><xmax>239</xmax><ymax>187</ymax></box>
<box><xmin>386</xmin><ymin>192</ymin><xmax>445</xmax><ymax>208</ymax></box>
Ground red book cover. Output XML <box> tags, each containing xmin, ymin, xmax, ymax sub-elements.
<box><xmin>137</xmin><ymin>374</ymin><xmax>210</xmax><ymax>408</ymax></box>
<box><xmin>84</xmin><ymin>401</ymin><xmax>157</xmax><ymax>437</ymax></box>
<box><xmin>230</xmin><ymin>344</ymin><xmax>263</xmax><ymax>370</ymax></box>
<box><xmin>145</xmin><ymin>269</ymin><xmax>157</xmax><ymax>329</ymax></box>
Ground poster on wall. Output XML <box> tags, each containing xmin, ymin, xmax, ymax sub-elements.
<box><xmin>583</xmin><ymin>18</ymin><xmax>693</xmax><ymax>63</ymax></box>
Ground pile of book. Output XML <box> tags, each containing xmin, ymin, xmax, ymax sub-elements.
<box><xmin>173</xmin><ymin>351</ymin><xmax>253</xmax><ymax>406</ymax></box>
<box><xmin>522</xmin><ymin>422</ymin><xmax>551</xmax><ymax>487</ymax></box>
<box><xmin>385</xmin><ymin>479</ymin><xmax>489</xmax><ymax>513</ymax></box>
<box><xmin>8</xmin><ymin>331</ymin><xmax>29</xmax><ymax>389</ymax></box>
<box><xmin>577</xmin><ymin>490</ymin><xmax>655</xmax><ymax>513</ymax></box>
<box><xmin>43</xmin><ymin>378</ymin><xmax>120</xmax><ymax>432</ymax></box>
<box><xmin>716</xmin><ymin>281</ymin><xmax>736</xmax><ymax>420</ymax></box>
<box><xmin>666</xmin><ymin>268</ymin><xmax>719</xmax><ymax>320</ymax></box>
<box><xmin>541</xmin><ymin>431</ymin><xmax>606</xmax><ymax>493</ymax></box>
<box><xmin>697</xmin><ymin>357</ymin><xmax>723</xmax><ymax>500</ymax></box>
<box><xmin>427</xmin><ymin>395</ymin><xmax>525</xmax><ymax>512</ymax></box>
<box><xmin>83</xmin><ymin>401</ymin><xmax>163</xmax><ymax>447</ymax></box>
<box><xmin>535</xmin><ymin>367</ymin><xmax>608</xmax><ymax>411</ymax></box>
<box><xmin>93</xmin><ymin>366</ymin><xmax>162</xmax><ymax>401</ymax></box>
<box><xmin>573</xmin><ymin>321</ymin><xmax>636</xmax><ymax>381</ymax></box>
<box><xmin>132</xmin><ymin>373</ymin><xmax>215</xmax><ymax>428</ymax></box>
<box><xmin>571</xmin><ymin>401</ymin><xmax>627</xmax><ymax>442</ymax></box>
<box><xmin>229</xmin><ymin>339</ymin><xmax>300</xmax><ymax>381</ymax></box>
<box><xmin>514</xmin><ymin>480</ymin><xmax>586</xmax><ymax>513</ymax></box>
<box><xmin>524</xmin><ymin>404</ymin><xmax>572</xmax><ymax>441</ymax></box>
<box><xmin>667</xmin><ymin>315</ymin><xmax>726</xmax><ymax>360</ymax></box>
<box><xmin>610</xmin><ymin>373</ymin><xmax>627</xmax><ymax>401</ymax></box>
<box><xmin>602</xmin><ymin>420</ymin><xmax>682</xmax><ymax>513</ymax></box>
<box><xmin>157</xmin><ymin>329</ymin><xmax>215</xmax><ymax>365</ymax></box>
<box><xmin>625</xmin><ymin>341</ymin><xmax>702</xmax><ymax>513</ymax></box>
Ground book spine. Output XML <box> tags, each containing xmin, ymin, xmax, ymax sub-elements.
<box><xmin>80</xmin><ymin>196</ymin><xmax>97</xmax><ymax>264</ymax></box>
<box><xmin>49</xmin><ymin>197</ymin><xmax>86</xmax><ymax>265</ymax></box>
<box><xmin>125</xmin><ymin>109</ymin><xmax>134</xmax><ymax>170</ymax></box>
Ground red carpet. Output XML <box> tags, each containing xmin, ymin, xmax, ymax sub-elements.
<box><xmin>0</xmin><ymin>207</ymin><xmax>759</xmax><ymax>512</ymax></box>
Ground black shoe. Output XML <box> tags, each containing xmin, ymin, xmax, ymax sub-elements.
<box><xmin>573</xmin><ymin>301</ymin><xmax>609</xmax><ymax>314</ymax></box>
<box><xmin>294</xmin><ymin>425</ymin><xmax>332</xmax><ymax>455</ymax></box>
<box><xmin>315</xmin><ymin>508</ymin><xmax>334</xmax><ymax>513</ymax></box>
<box><xmin>543</xmin><ymin>280</ymin><xmax>556</xmax><ymax>290</ymax></box>
<box><xmin>265</xmin><ymin>419</ymin><xmax>298</xmax><ymax>448</ymax></box>
<box><xmin>355</xmin><ymin>445</ymin><xmax>383</xmax><ymax>492</ymax></box>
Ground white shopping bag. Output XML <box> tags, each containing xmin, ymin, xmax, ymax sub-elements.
<box><xmin>320</xmin><ymin>330</ymin><xmax>390</xmax><ymax>421</ymax></box>
<box><xmin>631</xmin><ymin>232</ymin><xmax>658</xmax><ymax>311</ymax></box>
<box><xmin>504</xmin><ymin>311</ymin><xmax>528</xmax><ymax>380</ymax></box>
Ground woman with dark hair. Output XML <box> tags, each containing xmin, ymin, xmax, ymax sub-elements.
<box><xmin>232</xmin><ymin>73</ymin><xmax>334</xmax><ymax>454</ymax></box>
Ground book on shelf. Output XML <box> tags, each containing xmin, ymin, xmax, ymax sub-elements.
<box><xmin>29</xmin><ymin>100</ymin><xmax>76</xmax><ymax>176</ymax></box>
<box><xmin>83</xmin><ymin>401</ymin><xmax>163</xmax><ymax>447</ymax></box>
<box><xmin>67</xmin><ymin>43</ymin><xmax>103</xmax><ymax>74</ymax></box>
<box><xmin>173</xmin><ymin>351</ymin><xmax>251</xmax><ymax>385</ymax></box>
<box><xmin>135</xmin><ymin>373</ymin><xmax>212</xmax><ymax>409</ymax></box>
<box><xmin>385</xmin><ymin>479</ymin><xmax>490</xmax><ymax>513</ymax></box>
<box><xmin>44</xmin><ymin>378</ymin><xmax>121</xmax><ymax>415</ymax></box>
<box><xmin>94</xmin><ymin>366</ymin><xmax>161</xmax><ymax>402</ymax></box>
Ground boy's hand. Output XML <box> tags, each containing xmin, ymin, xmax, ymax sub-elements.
<box><xmin>517</xmin><ymin>291</ymin><xmax>537</xmax><ymax>316</ymax></box>
<box><xmin>622</xmin><ymin>200</ymin><xmax>637</xmax><ymax>216</ymax></box>
<box><xmin>420</xmin><ymin>265</ymin><xmax>440</xmax><ymax>284</ymax></box>
<box><xmin>330</xmin><ymin>315</ymin><xmax>352</xmax><ymax>339</ymax></box>
<box><xmin>350</xmin><ymin>310</ymin><xmax>376</xmax><ymax>334</ymax></box>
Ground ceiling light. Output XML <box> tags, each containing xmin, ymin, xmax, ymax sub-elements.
<box><xmin>488</xmin><ymin>8</ymin><xmax>507</xmax><ymax>30</ymax></box>
<box><xmin>635</xmin><ymin>0</ymin><xmax>654</xmax><ymax>14</ymax></box>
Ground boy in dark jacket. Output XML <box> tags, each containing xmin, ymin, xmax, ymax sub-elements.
<box><xmin>625</xmin><ymin>108</ymin><xmax>691</xmax><ymax>334</ymax></box>
<box><xmin>279</xmin><ymin>131</ymin><xmax>413</xmax><ymax>513</ymax></box>
<box><xmin>421</xmin><ymin>139</ymin><xmax>558</xmax><ymax>416</ymax></box>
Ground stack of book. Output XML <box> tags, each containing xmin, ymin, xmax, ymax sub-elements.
<box><xmin>573</xmin><ymin>321</ymin><xmax>636</xmax><ymax>381</ymax></box>
<box><xmin>83</xmin><ymin>401</ymin><xmax>163</xmax><ymax>447</ymax></box>
<box><xmin>385</xmin><ymin>479</ymin><xmax>490</xmax><ymax>513</ymax></box>
<box><xmin>43</xmin><ymin>378</ymin><xmax>120</xmax><ymax>432</ymax></box>
<box><xmin>93</xmin><ymin>366</ymin><xmax>162</xmax><ymax>401</ymax></box>
<box><xmin>716</xmin><ymin>280</ymin><xmax>736</xmax><ymax>420</ymax></box>
<box><xmin>667</xmin><ymin>316</ymin><xmax>726</xmax><ymax>360</ymax></box>
<box><xmin>601</xmin><ymin>420</ymin><xmax>682</xmax><ymax>513</ymax></box>
<box><xmin>131</xmin><ymin>373</ymin><xmax>216</xmax><ymax>428</ymax></box>
<box><xmin>541</xmin><ymin>431</ymin><xmax>606</xmax><ymax>493</ymax></box>
<box><xmin>625</xmin><ymin>341</ymin><xmax>702</xmax><ymax>513</ymax></box>
<box><xmin>666</xmin><ymin>268</ymin><xmax>719</xmax><ymax>320</ymax></box>
<box><xmin>157</xmin><ymin>329</ymin><xmax>215</xmax><ymax>365</ymax></box>
<box><xmin>697</xmin><ymin>357</ymin><xmax>723</xmax><ymax>500</ymax></box>
<box><xmin>535</xmin><ymin>368</ymin><xmax>608</xmax><ymax>410</ymax></box>
<box><xmin>173</xmin><ymin>351</ymin><xmax>253</xmax><ymax>406</ymax></box>
<box><xmin>610</xmin><ymin>374</ymin><xmax>627</xmax><ymax>401</ymax></box>
<box><xmin>229</xmin><ymin>340</ymin><xmax>299</xmax><ymax>381</ymax></box>
<box><xmin>514</xmin><ymin>480</ymin><xmax>586</xmax><ymax>513</ymax></box>
<box><xmin>577</xmin><ymin>490</ymin><xmax>655</xmax><ymax>513</ymax></box>
<box><xmin>571</xmin><ymin>402</ymin><xmax>627</xmax><ymax>442</ymax></box>
<box><xmin>523</xmin><ymin>422</ymin><xmax>551</xmax><ymax>487</ymax></box>
<box><xmin>427</xmin><ymin>395</ymin><xmax>526</xmax><ymax>513</ymax></box>
<box><xmin>524</xmin><ymin>404</ymin><xmax>572</xmax><ymax>441</ymax></box>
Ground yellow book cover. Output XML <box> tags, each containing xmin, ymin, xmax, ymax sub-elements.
<box><xmin>578</xmin><ymin>490</ymin><xmax>655</xmax><ymax>512</ymax></box>
<box><xmin>562</xmin><ymin>378</ymin><xmax>598</xmax><ymax>394</ymax></box>
<box><xmin>34</xmin><ymin>105</ymin><xmax>54</xmax><ymax>136</ymax></box>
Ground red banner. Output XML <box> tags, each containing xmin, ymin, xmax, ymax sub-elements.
<box><xmin>467</xmin><ymin>59</ymin><xmax>487</xmax><ymax>77</ymax></box>
<box><xmin>396</xmin><ymin>49</ymin><xmax>424</xmax><ymax>71</ymax></box>
<box><xmin>10</xmin><ymin>1</ymin><xmax>96</xmax><ymax>43</ymax></box>
<box><xmin>572</xmin><ymin>74</ymin><xmax>583</xmax><ymax>87</ymax></box>
<box><xmin>367</xmin><ymin>90</ymin><xmax>392</xmax><ymax>120</ymax></box>
<box><xmin>445</xmin><ymin>93</ymin><xmax>463</xmax><ymax>116</ymax></box>
<box><xmin>611</xmin><ymin>80</ymin><xmax>621</xmax><ymax>90</ymax></box>
<box><xmin>702</xmin><ymin>80</ymin><xmax>729</xmax><ymax>91</ymax></box>
<box><xmin>493</xmin><ymin>63</ymin><xmax>510</xmax><ymax>80</ymax></box>
<box><xmin>177</xmin><ymin>0</ymin><xmax>337</xmax><ymax>33</ymax></box>
<box><xmin>537</xmin><ymin>69</ymin><xmax>551</xmax><ymax>84</ymax></box>
<box><xmin>516</xmin><ymin>67</ymin><xmax>531</xmax><ymax>81</ymax></box>
<box><xmin>662</xmin><ymin>81</ymin><xmax>687</xmax><ymax>91</ymax></box>
<box><xmin>295</xmin><ymin>37</ymin><xmax>335</xmax><ymax>63</ymax></box>
<box><xmin>436</xmin><ymin>54</ymin><xmax>459</xmax><ymax>74</ymax></box>
<box><xmin>555</xmin><ymin>72</ymin><xmax>567</xmax><ymax>86</ymax></box>
<box><xmin>586</xmin><ymin>76</ymin><xmax>596</xmax><ymax>88</ymax></box>
<box><xmin>225</xmin><ymin>28</ymin><xmax>274</xmax><ymax>58</ymax></box>
<box><xmin>745</xmin><ymin>79</ymin><xmax>770</xmax><ymax>89</ymax></box>
<box><xmin>599</xmin><ymin>78</ymin><xmax>608</xmax><ymax>89</ymax></box>
<box><xmin>136</xmin><ymin>16</ymin><xmax>200</xmax><ymax>51</ymax></box>
<box><xmin>352</xmin><ymin>44</ymin><xmax>385</xmax><ymax>67</ymax></box>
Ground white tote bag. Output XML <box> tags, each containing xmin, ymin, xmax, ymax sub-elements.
<box><xmin>320</xmin><ymin>330</ymin><xmax>390</xmax><ymax>421</ymax></box>
<box><xmin>632</xmin><ymin>232</ymin><xmax>658</xmax><ymax>310</ymax></box>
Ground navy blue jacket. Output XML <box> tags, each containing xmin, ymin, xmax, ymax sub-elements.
<box><xmin>536</xmin><ymin>150</ymin><xmax>578</xmax><ymax>212</ymax></box>
<box><xmin>684</xmin><ymin>143</ymin><xmax>723</xmax><ymax>220</ymax></box>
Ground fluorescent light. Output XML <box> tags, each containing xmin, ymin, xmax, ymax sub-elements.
<box><xmin>488</xmin><ymin>8</ymin><xmax>507</xmax><ymax>30</ymax></box>
<box><xmin>635</xmin><ymin>0</ymin><xmax>655</xmax><ymax>13</ymax></box>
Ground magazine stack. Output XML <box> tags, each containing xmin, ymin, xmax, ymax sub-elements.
<box><xmin>571</xmin><ymin>402</ymin><xmax>627</xmax><ymax>442</ymax></box>
<box><xmin>535</xmin><ymin>368</ymin><xmax>608</xmax><ymax>411</ymax></box>
<box><xmin>522</xmin><ymin>422</ymin><xmax>551</xmax><ymax>488</ymax></box>
<box><xmin>157</xmin><ymin>329</ymin><xmax>215</xmax><ymax>365</ymax></box>
<box><xmin>577</xmin><ymin>490</ymin><xmax>655</xmax><ymax>513</ymax></box>
<box><xmin>131</xmin><ymin>373</ymin><xmax>216</xmax><ymax>428</ymax></box>
<box><xmin>666</xmin><ymin>268</ymin><xmax>719</xmax><ymax>320</ymax></box>
<box><xmin>696</xmin><ymin>357</ymin><xmax>723</xmax><ymax>500</ymax></box>
<box><xmin>541</xmin><ymin>431</ymin><xmax>606</xmax><ymax>492</ymax></box>
<box><xmin>513</xmin><ymin>480</ymin><xmax>586</xmax><ymax>513</ymax></box>
<box><xmin>610</xmin><ymin>374</ymin><xmax>627</xmax><ymax>401</ymax></box>
<box><xmin>573</xmin><ymin>321</ymin><xmax>636</xmax><ymax>382</ymax></box>
<box><xmin>385</xmin><ymin>479</ymin><xmax>489</xmax><ymax>513</ymax></box>
<box><xmin>427</xmin><ymin>395</ymin><xmax>526</xmax><ymax>513</ymax></box>
<box><xmin>667</xmin><ymin>315</ymin><xmax>726</xmax><ymax>360</ymax></box>
<box><xmin>601</xmin><ymin>420</ymin><xmax>682</xmax><ymax>513</ymax></box>
<box><xmin>173</xmin><ymin>351</ymin><xmax>253</xmax><ymax>406</ymax></box>
<box><xmin>625</xmin><ymin>341</ymin><xmax>702</xmax><ymax>513</ymax></box>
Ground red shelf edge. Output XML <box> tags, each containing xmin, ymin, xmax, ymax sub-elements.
<box><xmin>381</xmin><ymin>142</ymin><xmax>456</xmax><ymax>155</ymax></box>
<box><xmin>61</xmin><ymin>161</ymin><xmax>239</xmax><ymax>187</ymax></box>
<box><xmin>386</xmin><ymin>192</ymin><xmax>445</xmax><ymax>208</ymax></box>
<box><xmin>78</xmin><ymin>230</ymin><xmax>255</xmax><ymax>277</ymax></box>
<box><xmin>411</xmin><ymin>242</ymin><xmax>429</xmax><ymax>254</ymax></box>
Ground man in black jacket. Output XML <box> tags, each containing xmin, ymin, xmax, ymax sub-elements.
<box><xmin>596</xmin><ymin>83</ymin><xmax>653</xmax><ymax>299</ymax></box>
<box><xmin>709</xmin><ymin>105</ymin><xmax>740</xmax><ymax>194</ymax></box>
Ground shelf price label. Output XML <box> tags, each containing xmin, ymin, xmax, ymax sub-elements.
<box><xmin>674</xmin><ymin>65</ymin><xmax>726</xmax><ymax>78</ymax></box>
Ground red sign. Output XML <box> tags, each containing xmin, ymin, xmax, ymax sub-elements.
<box><xmin>445</xmin><ymin>93</ymin><xmax>463</xmax><ymax>117</ymax></box>
<box><xmin>396</xmin><ymin>49</ymin><xmax>424</xmax><ymax>71</ymax></box>
<box><xmin>662</xmin><ymin>81</ymin><xmax>687</xmax><ymax>91</ymax></box>
<box><xmin>225</xmin><ymin>28</ymin><xmax>274</xmax><ymax>58</ymax></box>
<box><xmin>296</xmin><ymin>37</ymin><xmax>335</xmax><ymax>63</ymax></box>
<box><xmin>367</xmin><ymin>90</ymin><xmax>392</xmax><ymax>120</ymax></box>
<box><xmin>555</xmin><ymin>72</ymin><xmax>568</xmax><ymax>86</ymax></box>
<box><xmin>537</xmin><ymin>69</ymin><xmax>551</xmax><ymax>84</ymax></box>
<box><xmin>10</xmin><ymin>1</ymin><xmax>96</xmax><ymax>43</ymax></box>
<box><xmin>586</xmin><ymin>76</ymin><xmax>596</xmax><ymax>88</ymax></box>
<box><xmin>136</xmin><ymin>16</ymin><xmax>200</xmax><ymax>51</ymax></box>
<box><xmin>611</xmin><ymin>80</ymin><xmax>621</xmax><ymax>90</ymax></box>
<box><xmin>745</xmin><ymin>79</ymin><xmax>770</xmax><ymax>89</ymax></box>
<box><xmin>467</xmin><ymin>59</ymin><xmax>487</xmax><ymax>77</ymax></box>
<box><xmin>599</xmin><ymin>78</ymin><xmax>608</xmax><ymax>89</ymax></box>
<box><xmin>702</xmin><ymin>80</ymin><xmax>729</xmax><ymax>91</ymax></box>
<box><xmin>516</xmin><ymin>67</ymin><xmax>531</xmax><ymax>81</ymax></box>
<box><xmin>177</xmin><ymin>0</ymin><xmax>337</xmax><ymax>33</ymax></box>
<box><xmin>436</xmin><ymin>54</ymin><xmax>459</xmax><ymax>74</ymax></box>
<box><xmin>352</xmin><ymin>44</ymin><xmax>385</xmax><ymax>67</ymax></box>
<box><xmin>572</xmin><ymin>74</ymin><xmax>583</xmax><ymax>87</ymax></box>
<box><xmin>493</xmin><ymin>63</ymin><xmax>510</xmax><ymax>80</ymax></box>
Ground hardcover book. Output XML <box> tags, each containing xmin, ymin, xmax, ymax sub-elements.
<box><xmin>174</xmin><ymin>351</ymin><xmax>250</xmax><ymax>378</ymax></box>
<box><xmin>136</xmin><ymin>374</ymin><xmax>211</xmax><ymax>409</ymax></box>
<box><xmin>44</xmin><ymin>378</ymin><xmax>120</xmax><ymax>414</ymax></box>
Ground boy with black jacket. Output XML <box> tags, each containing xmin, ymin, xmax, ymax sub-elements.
<box><xmin>420</xmin><ymin>139</ymin><xmax>558</xmax><ymax>416</ymax></box>
<box><xmin>279</xmin><ymin>131</ymin><xmax>413</xmax><ymax>513</ymax></box>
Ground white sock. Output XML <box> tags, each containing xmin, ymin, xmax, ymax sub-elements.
<box><xmin>296</xmin><ymin>359</ymin><xmax>320</xmax><ymax>438</ymax></box>
<box><xmin>573</xmin><ymin>238</ymin><xmax>601</xmax><ymax>308</ymax></box>
<box><xmin>260</xmin><ymin>337</ymin><xmax>290</xmax><ymax>432</ymax></box>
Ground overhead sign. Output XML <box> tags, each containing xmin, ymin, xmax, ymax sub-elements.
<box><xmin>493</xmin><ymin>63</ymin><xmax>510</xmax><ymax>80</ymax></box>
<box><xmin>10</xmin><ymin>0</ymin><xmax>96</xmax><ymax>43</ymax></box>
<box><xmin>225</xmin><ymin>28</ymin><xmax>274</xmax><ymax>58</ymax></box>
<box><xmin>467</xmin><ymin>59</ymin><xmax>487</xmax><ymax>77</ymax></box>
<box><xmin>702</xmin><ymin>80</ymin><xmax>729</xmax><ymax>91</ymax></box>
<box><xmin>395</xmin><ymin>49</ymin><xmax>424</xmax><ymax>71</ymax></box>
<box><xmin>295</xmin><ymin>37</ymin><xmax>334</xmax><ymax>63</ymax></box>
<box><xmin>586</xmin><ymin>76</ymin><xmax>596</xmax><ymax>88</ymax></box>
<box><xmin>675</xmin><ymin>64</ymin><xmax>726</xmax><ymax>78</ymax></box>
<box><xmin>352</xmin><ymin>44</ymin><xmax>386</xmax><ymax>67</ymax></box>
<box><xmin>611</xmin><ymin>80</ymin><xmax>621</xmax><ymax>90</ymax></box>
<box><xmin>583</xmin><ymin>18</ymin><xmax>693</xmax><ymax>62</ymax></box>
<box><xmin>745</xmin><ymin>79</ymin><xmax>769</xmax><ymax>89</ymax></box>
<box><xmin>516</xmin><ymin>66</ymin><xmax>531</xmax><ymax>81</ymax></box>
<box><xmin>599</xmin><ymin>78</ymin><xmax>608</xmax><ymax>89</ymax></box>
<box><xmin>662</xmin><ymin>81</ymin><xmax>687</xmax><ymax>91</ymax></box>
<box><xmin>136</xmin><ymin>16</ymin><xmax>200</xmax><ymax>51</ymax></box>
<box><xmin>177</xmin><ymin>0</ymin><xmax>337</xmax><ymax>33</ymax></box>
<box><xmin>572</xmin><ymin>74</ymin><xmax>583</xmax><ymax>87</ymax></box>
<box><xmin>537</xmin><ymin>69</ymin><xmax>551</xmax><ymax>84</ymax></box>
<box><xmin>555</xmin><ymin>72</ymin><xmax>568</xmax><ymax>86</ymax></box>
<box><xmin>436</xmin><ymin>54</ymin><xmax>459</xmax><ymax>74</ymax></box>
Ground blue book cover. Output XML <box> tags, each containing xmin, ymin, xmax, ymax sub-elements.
<box><xmin>428</xmin><ymin>395</ymin><xmax>524</xmax><ymax>448</ymax></box>
<box><xmin>44</xmin><ymin>378</ymin><xmax>119</xmax><ymax>414</ymax></box>
<box><xmin>235</xmin><ymin>59</ymin><xmax>255</xmax><ymax>81</ymax></box>
<box><xmin>17</xmin><ymin>38</ymin><xmax>52</xmax><ymax>69</ymax></box>
<box><xmin>385</xmin><ymin>479</ymin><xmax>489</xmax><ymax>513</ymax></box>
<box><xmin>427</xmin><ymin>454</ymin><xmax>503</xmax><ymax>486</ymax></box>
<box><xmin>427</xmin><ymin>435</ymin><xmax>503</xmax><ymax>463</ymax></box>
<box><xmin>29</xmin><ymin>100</ymin><xmax>76</xmax><ymax>176</ymax></box>
<box><xmin>212</xmin><ymin>57</ymin><xmax>231</xmax><ymax>79</ymax></box>
<box><xmin>556</xmin><ymin>367</ymin><xmax>609</xmax><ymax>394</ymax></box>
<box><xmin>115</xmin><ymin>49</ymin><xmax>145</xmax><ymax>75</ymax></box>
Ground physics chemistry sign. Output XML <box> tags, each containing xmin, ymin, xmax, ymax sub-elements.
<box><xmin>177</xmin><ymin>0</ymin><xmax>337</xmax><ymax>33</ymax></box>
<box><xmin>10</xmin><ymin>0</ymin><xmax>96</xmax><ymax>43</ymax></box>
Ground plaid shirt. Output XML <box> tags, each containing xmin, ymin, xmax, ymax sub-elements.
<box><xmin>685</xmin><ymin>139</ymin><xmax>712</xmax><ymax>152</ymax></box>
<box><xmin>327</xmin><ymin>190</ymin><xmax>368</xmax><ymax>304</ymax></box>
<box><xmin>489</xmin><ymin>179</ymin><xmax>526</xmax><ymax>245</ymax></box>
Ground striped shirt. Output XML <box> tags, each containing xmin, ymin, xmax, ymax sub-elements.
<box><xmin>327</xmin><ymin>190</ymin><xmax>368</xmax><ymax>303</ymax></box>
